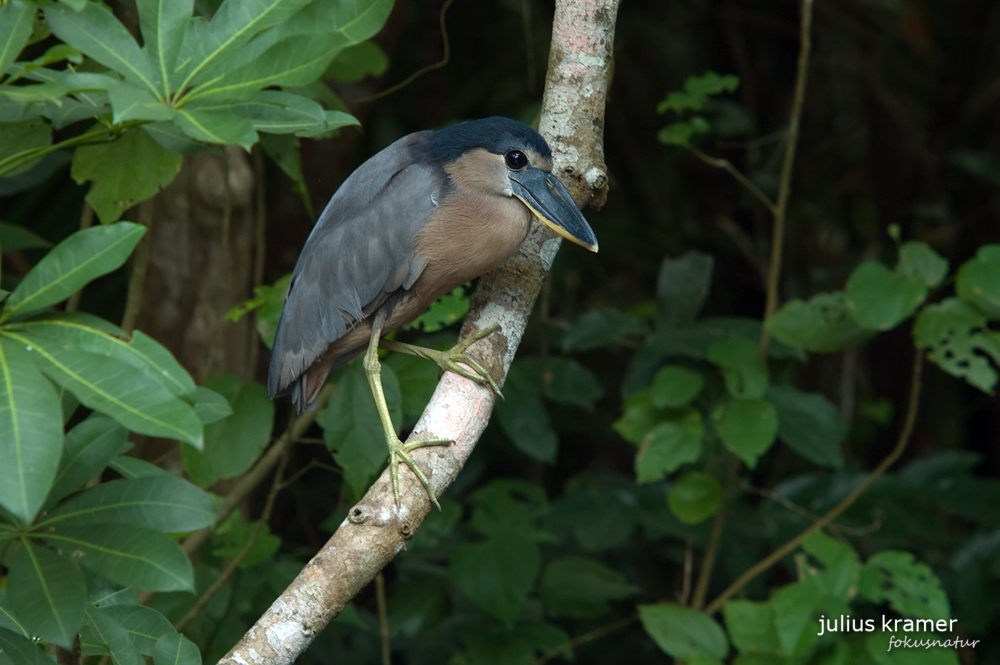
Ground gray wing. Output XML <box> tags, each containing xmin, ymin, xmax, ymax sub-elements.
<box><xmin>267</xmin><ymin>132</ymin><xmax>444</xmax><ymax>400</ymax></box>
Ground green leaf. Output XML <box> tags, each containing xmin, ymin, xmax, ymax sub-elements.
<box><xmin>467</xmin><ymin>479</ymin><xmax>550</xmax><ymax>541</ymax></box>
<box><xmin>803</xmin><ymin>530</ymin><xmax>861</xmax><ymax>600</ymax></box>
<box><xmin>181</xmin><ymin>375</ymin><xmax>273</xmax><ymax>487</ymax></box>
<box><xmin>913</xmin><ymin>298</ymin><xmax>1000</xmax><ymax>392</ymax></box>
<box><xmin>3</xmin><ymin>222</ymin><xmax>145</xmax><ymax>321</ymax></box>
<box><xmin>193</xmin><ymin>386</ymin><xmax>232</xmax><ymax>424</ymax></box>
<box><xmin>706</xmin><ymin>337</ymin><xmax>768</xmax><ymax>398</ymax></box>
<box><xmin>0</xmin><ymin>1</ymin><xmax>35</xmax><ymax>79</ymax></box>
<box><xmin>177</xmin><ymin>0</ymin><xmax>315</xmax><ymax>89</ymax></box>
<box><xmin>766</xmin><ymin>384</ymin><xmax>845</xmax><ymax>468</ymax></box>
<box><xmin>0</xmin><ymin>627</ymin><xmax>52</xmax><ymax>665</ymax></box>
<box><xmin>326</xmin><ymin>40</ymin><xmax>388</xmax><ymax>82</ymax></box>
<box><xmin>667</xmin><ymin>471</ymin><xmax>722</xmax><ymax>524</ymax></box>
<box><xmin>0</xmin><ymin>337</ymin><xmax>62</xmax><ymax>524</ymax></box>
<box><xmin>897</xmin><ymin>241</ymin><xmax>949</xmax><ymax>288</ymax></box>
<box><xmin>713</xmin><ymin>398</ymin><xmax>778</xmax><ymax>468</ymax></box>
<box><xmin>318</xmin><ymin>361</ymin><xmax>400</xmax><ymax>498</ymax></box>
<box><xmin>639</xmin><ymin>603</ymin><xmax>729</xmax><ymax>661</ymax></box>
<box><xmin>108</xmin><ymin>85</ymin><xmax>174</xmax><ymax>123</ymax></box>
<box><xmin>194</xmin><ymin>90</ymin><xmax>355</xmax><ymax>137</ymax></box>
<box><xmin>152</xmin><ymin>632</ymin><xmax>201</xmax><ymax>665</ymax></box>
<box><xmin>12</xmin><ymin>332</ymin><xmax>204</xmax><ymax>447</ymax></box>
<box><xmin>657</xmin><ymin>71</ymin><xmax>740</xmax><ymax>115</ymax></box>
<box><xmin>859</xmin><ymin>551</ymin><xmax>950</xmax><ymax>620</ymax></box>
<box><xmin>41</xmin><ymin>477</ymin><xmax>216</xmax><ymax>532</ymax></box>
<box><xmin>45</xmin><ymin>3</ymin><xmax>158</xmax><ymax>94</ymax></box>
<box><xmin>496</xmin><ymin>360</ymin><xmax>558</xmax><ymax>463</ymax></box>
<box><xmin>459</xmin><ymin>622</ymin><xmax>570</xmax><ymax>665</ymax></box>
<box><xmin>82</xmin><ymin>606</ymin><xmax>143</xmax><ymax>665</ymax></box>
<box><xmin>403</xmin><ymin>286</ymin><xmax>470</xmax><ymax>333</ymax></box>
<box><xmin>0</xmin><ymin>117</ymin><xmax>51</xmax><ymax>176</ymax></box>
<box><xmin>450</xmin><ymin>536</ymin><xmax>539</xmax><ymax>626</ymax></box>
<box><xmin>657</xmin><ymin>251</ymin><xmax>714</xmax><ymax>326</ymax></box>
<box><xmin>956</xmin><ymin>244</ymin><xmax>1000</xmax><ymax>318</ymax></box>
<box><xmin>723</xmin><ymin>600</ymin><xmax>781</xmax><ymax>655</ymax></box>
<box><xmin>136</xmin><ymin>0</ymin><xmax>193</xmax><ymax>95</ymax></box>
<box><xmin>6</xmin><ymin>542</ymin><xmax>87</xmax><ymax>648</ymax></box>
<box><xmin>110</xmin><ymin>455</ymin><xmax>176</xmax><ymax>479</ymax></box>
<box><xmin>172</xmin><ymin>108</ymin><xmax>258</xmax><ymax>149</ymax></box>
<box><xmin>41</xmin><ymin>524</ymin><xmax>194</xmax><ymax>592</ymax></box>
<box><xmin>770</xmin><ymin>581</ymin><xmax>820</xmax><ymax>657</ymax></box>
<box><xmin>846</xmin><ymin>261</ymin><xmax>927</xmax><ymax>331</ymax></box>
<box><xmin>541</xmin><ymin>357</ymin><xmax>603</xmax><ymax>408</ymax></box>
<box><xmin>72</xmin><ymin>130</ymin><xmax>182</xmax><ymax>224</ymax></box>
<box><xmin>768</xmin><ymin>292</ymin><xmax>872</xmax><ymax>351</ymax></box>
<box><xmin>10</xmin><ymin>315</ymin><xmax>197</xmax><ymax>402</ymax></box>
<box><xmin>636</xmin><ymin>409</ymin><xmax>703</xmax><ymax>483</ymax></box>
<box><xmin>562</xmin><ymin>307</ymin><xmax>649</xmax><ymax>353</ymax></box>
<box><xmin>92</xmin><ymin>605</ymin><xmax>173</xmax><ymax>656</ymax></box>
<box><xmin>539</xmin><ymin>556</ymin><xmax>636</xmax><ymax>619</ymax></box>
<box><xmin>48</xmin><ymin>414</ymin><xmax>128</xmax><ymax>505</ymax></box>
<box><xmin>0</xmin><ymin>221</ymin><xmax>51</xmax><ymax>252</ymax></box>
<box><xmin>651</xmin><ymin>365</ymin><xmax>704</xmax><ymax>408</ymax></box>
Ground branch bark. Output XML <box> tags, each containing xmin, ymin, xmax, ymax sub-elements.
<box><xmin>218</xmin><ymin>2</ymin><xmax>619</xmax><ymax>662</ymax></box>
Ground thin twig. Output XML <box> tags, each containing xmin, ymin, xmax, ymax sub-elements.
<box><xmin>180</xmin><ymin>383</ymin><xmax>334</xmax><ymax>557</ymax></box>
<box><xmin>536</xmin><ymin>615</ymin><xmax>638</xmax><ymax>665</ymax></box>
<box><xmin>757</xmin><ymin>0</ymin><xmax>813</xmax><ymax>360</ymax></box>
<box><xmin>376</xmin><ymin>572</ymin><xmax>391</xmax><ymax>665</ymax></box>
<box><xmin>691</xmin><ymin>459</ymin><xmax>740</xmax><ymax>610</ymax></box>
<box><xmin>703</xmin><ymin>349</ymin><xmax>923</xmax><ymax>615</ymax></box>
<box><xmin>689</xmin><ymin>145</ymin><xmax>778</xmax><ymax>217</ymax></box>
<box><xmin>175</xmin><ymin>452</ymin><xmax>291</xmax><ymax>632</ymax></box>
<box><xmin>357</xmin><ymin>0</ymin><xmax>457</xmax><ymax>103</ymax></box>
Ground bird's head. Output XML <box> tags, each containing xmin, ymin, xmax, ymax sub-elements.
<box><xmin>428</xmin><ymin>117</ymin><xmax>599</xmax><ymax>252</ymax></box>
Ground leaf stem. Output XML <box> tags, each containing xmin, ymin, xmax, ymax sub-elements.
<box><xmin>703</xmin><ymin>348</ymin><xmax>923</xmax><ymax>615</ymax></box>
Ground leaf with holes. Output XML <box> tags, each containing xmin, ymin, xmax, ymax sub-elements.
<box><xmin>913</xmin><ymin>298</ymin><xmax>1000</xmax><ymax>392</ymax></box>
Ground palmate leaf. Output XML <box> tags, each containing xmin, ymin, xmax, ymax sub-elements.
<box><xmin>40</xmin><ymin>524</ymin><xmax>194</xmax><ymax>592</ymax></box>
<box><xmin>87</xmin><ymin>605</ymin><xmax>174</xmax><ymax>656</ymax></box>
<box><xmin>6</xmin><ymin>542</ymin><xmax>87</xmax><ymax>648</ymax></box>
<box><xmin>81</xmin><ymin>607</ymin><xmax>143</xmax><ymax>665</ymax></box>
<box><xmin>1</xmin><ymin>222</ymin><xmax>146</xmax><ymax>322</ymax></box>
<box><xmin>8</xmin><ymin>331</ymin><xmax>203</xmax><ymax>448</ymax></box>
<box><xmin>44</xmin><ymin>3</ymin><xmax>159</xmax><ymax>95</ymax></box>
<box><xmin>39</xmin><ymin>477</ymin><xmax>216</xmax><ymax>533</ymax></box>
<box><xmin>136</xmin><ymin>0</ymin><xmax>193</xmax><ymax>96</ymax></box>
<box><xmin>0</xmin><ymin>338</ymin><xmax>62</xmax><ymax>525</ymax></box>
<box><xmin>153</xmin><ymin>633</ymin><xmax>201</xmax><ymax>665</ymax></box>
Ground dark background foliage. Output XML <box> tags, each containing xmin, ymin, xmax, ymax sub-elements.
<box><xmin>3</xmin><ymin>0</ymin><xmax>1000</xmax><ymax>663</ymax></box>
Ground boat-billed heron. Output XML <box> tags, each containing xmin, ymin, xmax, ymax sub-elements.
<box><xmin>268</xmin><ymin>116</ymin><xmax>598</xmax><ymax>506</ymax></box>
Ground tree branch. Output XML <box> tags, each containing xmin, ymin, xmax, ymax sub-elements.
<box><xmin>218</xmin><ymin>1</ymin><xmax>619</xmax><ymax>662</ymax></box>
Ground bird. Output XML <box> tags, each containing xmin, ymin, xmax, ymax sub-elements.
<box><xmin>267</xmin><ymin>116</ymin><xmax>598</xmax><ymax>507</ymax></box>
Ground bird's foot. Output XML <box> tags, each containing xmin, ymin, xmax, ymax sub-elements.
<box><xmin>388</xmin><ymin>435</ymin><xmax>452</xmax><ymax>509</ymax></box>
<box><xmin>381</xmin><ymin>324</ymin><xmax>504</xmax><ymax>397</ymax></box>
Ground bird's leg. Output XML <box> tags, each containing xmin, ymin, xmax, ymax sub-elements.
<box><xmin>364</xmin><ymin>312</ymin><xmax>451</xmax><ymax>509</ymax></box>
<box><xmin>379</xmin><ymin>324</ymin><xmax>503</xmax><ymax>397</ymax></box>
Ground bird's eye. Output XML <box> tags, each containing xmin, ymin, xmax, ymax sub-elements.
<box><xmin>505</xmin><ymin>150</ymin><xmax>528</xmax><ymax>170</ymax></box>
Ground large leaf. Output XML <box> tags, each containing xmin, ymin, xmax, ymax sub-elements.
<box><xmin>45</xmin><ymin>3</ymin><xmax>158</xmax><ymax>94</ymax></box>
<box><xmin>192</xmin><ymin>90</ymin><xmax>355</xmax><ymax>136</ymax></box>
<box><xmin>767</xmin><ymin>384</ymin><xmax>845</xmax><ymax>468</ymax></box>
<box><xmin>768</xmin><ymin>292</ymin><xmax>871</xmax><ymax>352</ymax></box>
<box><xmin>152</xmin><ymin>632</ymin><xmax>202</xmax><ymax>665</ymax></box>
<box><xmin>91</xmin><ymin>605</ymin><xmax>173</xmax><ymax>656</ymax></box>
<box><xmin>639</xmin><ymin>603</ymin><xmax>729</xmax><ymax>661</ymax></box>
<box><xmin>713</xmin><ymin>398</ymin><xmax>778</xmax><ymax>468</ymax></box>
<box><xmin>0</xmin><ymin>1</ymin><xmax>34</xmax><ymax>79</ymax></box>
<box><xmin>539</xmin><ymin>556</ymin><xmax>637</xmax><ymax>619</ymax></box>
<box><xmin>48</xmin><ymin>414</ymin><xmax>128</xmax><ymax>505</ymax></box>
<box><xmin>81</xmin><ymin>607</ymin><xmax>143</xmax><ymax>665</ymax></box>
<box><xmin>2</xmin><ymin>222</ymin><xmax>146</xmax><ymax>322</ymax></box>
<box><xmin>6</xmin><ymin>542</ymin><xmax>87</xmax><ymax>648</ymax></box>
<box><xmin>71</xmin><ymin>130</ymin><xmax>182</xmax><ymax>223</ymax></box>
<box><xmin>0</xmin><ymin>338</ymin><xmax>62</xmax><ymax>524</ymax></box>
<box><xmin>0</xmin><ymin>627</ymin><xmax>53</xmax><ymax>665</ymax></box>
<box><xmin>11</xmin><ymin>332</ymin><xmax>203</xmax><ymax>447</ymax></box>
<box><xmin>858</xmin><ymin>551</ymin><xmax>950</xmax><ymax>620</ymax></box>
<box><xmin>176</xmin><ymin>0</ymin><xmax>314</xmax><ymax>89</ymax></box>
<box><xmin>495</xmin><ymin>360</ymin><xmax>558</xmax><ymax>463</ymax></box>
<box><xmin>913</xmin><ymin>298</ymin><xmax>1000</xmax><ymax>393</ymax></box>
<box><xmin>10</xmin><ymin>314</ymin><xmax>197</xmax><ymax>402</ymax></box>
<box><xmin>656</xmin><ymin>250</ymin><xmax>714</xmax><ymax>327</ymax></box>
<box><xmin>635</xmin><ymin>409</ymin><xmax>703</xmax><ymax>484</ymax></box>
<box><xmin>0</xmin><ymin>117</ymin><xmax>51</xmax><ymax>176</ymax></box>
<box><xmin>136</xmin><ymin>0</ymin><xmax>193</xmax><ymax>95</ymax></box>
<box><xmin>318</xmin><ymin>361</ymin><xmax>401</xmax><ymax>498</ymax></box>
<box><xmin>846</xmin><ymin>261</ymin><xmax>927</xmax><ymax>331</ymax></box>
<box><xmin>40</xmin><ymin>477</ymin><xmax>216</xmax><ymax>532</ymax></box>
<box><xmin>450</xmin><ymin>536</ymin><xmax>540</xmax><ymax>626</ymax></box>
<box><xmin>181</xmin><ymin>375</ymin><xmax>273</xmax><ymax>487</ymax></box>
<box><xmin>41</xmin><ymin>524</ymin><xmax>194</xmax><ymax>592</ymax></box>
